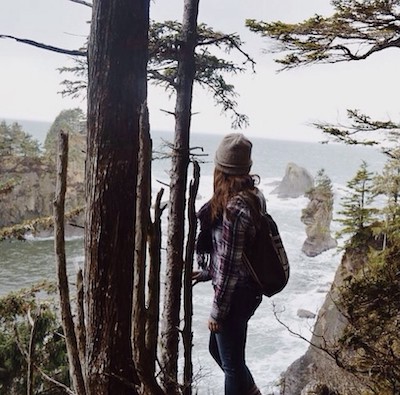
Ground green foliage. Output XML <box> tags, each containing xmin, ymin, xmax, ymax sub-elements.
<box><xmin>336</xmin><ymin>161</ymin><xmax>379</xmax><ymax>247</ymax></box>
<box><xmin>246</xmin><ymin>2</ymin><xmax>400</xmax><ymax>151</ymax></box>
<box><xmin>246</xmin><ymin>0</ymin><xmax>400</xmax><ymax>70</ymax></box>
<box><xmin>307</xmin><ymin>168</ymin><xmax>333</xmax><ymax>199</ymax></box>
<box><xmin>336</xmin><ymin>241</ymin><xmax>400</xmax><ymax>394</ymax></box>
<box><xmin>59</xmin><ymin>44</ymin><xmax>88</xmax><ymax>99</ymax></box>
<box><xmin>0</xmin><ymin>122</ymin><xmax>42</xmax><ymax>199</ymax></box>
<box><xmin>0</xmin><ymin>282</ymin><xmax>69</xmax><ymax>395</ymax></box>
<box><xmin>0</xmin><ymin>121</ymin><xmax>41</xmax><ymax>158</ymax></box>
<box><xmin>303</xmin><ymin>169</ymin><xmax>335</xmax><ymax>223</ymax></box>
<box><xmin>372</xmin><ymin>150</ymin><xmax>400</xmax><ymax>245</ymax></box>
<box><xmin>325</xmin><ymin>154</ymin><xmax>400</xmax><ymax>393</ymax></box>
<box><xmin>43</xmin><ymin>108</ymin><xmax>86</xmax><ymax>163</ymax></box>
<box><xmin>60</xmin><ymin>21</ymin><xmax>254</xmax><ymax>129</ymax></box>
<box><xmin>313</xmin><ymin>109</ymin><xmax>400</xmax><ymax>154</ymax></box>
<box><xmin>149</xmin><ymin>21</ymin><xmax>253</xmax><ymax>128</ymax></box>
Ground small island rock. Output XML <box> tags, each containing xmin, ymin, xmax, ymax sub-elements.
<box><xmin>272</xmin><ymin>162</ymin><xmax>314</xmax><ymax>198</ymax></box>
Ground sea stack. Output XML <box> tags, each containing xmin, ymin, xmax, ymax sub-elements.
<box><xmin>272</xmin><ymin>162</ymin><xmax>314</xmax><ymax>198</ymax></box>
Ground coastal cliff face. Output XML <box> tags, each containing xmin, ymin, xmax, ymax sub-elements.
<box><xmin>0</xmin><ymin>132</ymin><xmax>85</xmax><ymax>230</ymax></box>
<box><xmin>280</xmin><ymin>243</ymin><xmax>386</xmax><ymax>395</ymax></box>
<box><xmin>0</xmin><ymin>157</ymin><xmax>55</xmax><ymax>227</ymax></box>
<box><xmin>300</xmin><ymin>171</ymin><xmax>337</xmax><ymax>257</ymax></box>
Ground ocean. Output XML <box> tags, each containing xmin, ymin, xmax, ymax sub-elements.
<box><xmin>0</xmin><ymin>131</ymin><xmax>386</xmax><ymax>394</ymax></box>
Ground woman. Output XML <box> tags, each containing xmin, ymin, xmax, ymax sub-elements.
<box><xmin>194</xmin><ymin>133</ymin><xmax>264</xmax><ymax>395</ymax></box>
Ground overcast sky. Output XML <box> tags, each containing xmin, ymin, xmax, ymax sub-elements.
<box><xmin>1</xmin><ymin>0</ymin><xmax>399</xmax><ymax>141</ymax></box>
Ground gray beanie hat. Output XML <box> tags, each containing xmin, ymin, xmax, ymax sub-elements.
<box><xmin>214</xmin><ymin>133</ymin><xmax>253</xmax><ymax>175</ymax></box>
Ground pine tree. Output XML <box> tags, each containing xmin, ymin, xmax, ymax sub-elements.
<box><xmin>337</xmin><ymin>161</ymin><xmax>379</xmax><ymax>246</ymax></box>
<box><xmin>0</xmin><ymin>121</ymin><xmax>12</xmax><ymax>155</ymax></box>
<box><xmin>309</xmin><ymin>168</ymin><xmax>333</xmax><ymax>198</ymax></box>
<box><xmin>246</xmin><ymin>1</ymin><xmax>400</xmax><ymax>150</ymax></box>
<box><xmin>0</xmin><ymin>121</ymin><xmax>40</xmax><ymax>157</ymax></box>
<box><xmin>373</xmin><ymin>149</ymin><xmax>400</xmax><ymax>247</ymax></box>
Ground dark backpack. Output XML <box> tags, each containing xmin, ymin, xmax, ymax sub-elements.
<box><xmin>243</xmin><ymin>211</ymin><xmax>290</xmax><ymax>297</ymax></box>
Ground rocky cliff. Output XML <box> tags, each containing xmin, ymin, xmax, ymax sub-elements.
<box><xmin>0</xmin><ymin>157</ymin><xmax>56</xmax><ymax>227</ymax></box>
<box><xmin>281</xmin><ymin>243</ymin><xmax>382</xmax><ymax>395</ymax></box>
<box><xmin>300</xmin><ymin>171</ymin><xmax>337</xmax><ymax>257</ymax></box>
<box><xmin>272</xmin><ymin>162</ymin><xmax>314</xmax><ymax>198</ymax></box>
<box><xmin>0</xmin><ymin>132</ymin><xmax>85</xmax><ymax>233</ymax></box>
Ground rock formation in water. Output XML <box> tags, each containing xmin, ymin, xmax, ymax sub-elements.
<box><xmin>0</xmin><ymin>120</ymin><xmax>86</xmax><ymax>234</ymax></box>
<box><xmin>0</xmin><ymin>156</ymin><xmax>56</xmax><ymax>227</ymax></box>
<box><xmin>301</xmin><ymin>170</ymin><xmax>337</xmax><ymax>257</ymax></box>
<box><xmin>272</xmin><ymin>162</ymin><xmax>314</xmax><ymax>198</ymax></box>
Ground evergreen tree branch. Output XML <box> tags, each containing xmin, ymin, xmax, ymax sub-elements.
<box><xmin>246</xmin><ymin>1</ymin><xmax>400</xmax><ymax>70</ymax></box>
<box><xmin>314</xmin><ymin>109</ymin><xmax>400</xmax><ymax>151</ymax></box>
<box><xmin>197</xmin><ymin>34</ymin><xmax>256</xmax><ymax>70</ymax></box>
<box><xmin>148</xmin><ymin>68</ymin><xmax>178</xmax><ymax>89</ymax></box>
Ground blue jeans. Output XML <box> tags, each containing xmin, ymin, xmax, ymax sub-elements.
<box><xmin>209</xmin><ymin>286</ymin><xmax>262</xmax><ymax>395</ymax></box>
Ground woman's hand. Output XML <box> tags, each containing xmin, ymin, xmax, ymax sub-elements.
<box><xmin>208</xmin><ymin>317</ymin><xmax>221</xmax><ymax>333</ymax></box>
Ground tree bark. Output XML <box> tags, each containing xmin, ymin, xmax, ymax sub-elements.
<box><xmin>132</xmin><ymin>105</ymin><xmax>151</xmax><ymax>374</ymax></box>
<box><xmin>183</xmin><ymin>162</ymin><xmax>200</xmax><ymax>395</ymax></box>
<box><xmin>76</xmin><ymin>268</ymin><xmax>86</xmax><ymax>378</ymax></box>
<box><xmin>161</xmin><ymin>0</ymin><xmax>200</xmax><ymax>392</ymax></box>
<box><xmin>85</xmin><ymin>1</ymin><xmax>149</xmax><ymax>394</ymax></box>
<box><xmin>27</xmin><ymin>309</ymin><xmax>38</xmax><ymax>395</ymax></box>
<box><xmin>146</xmin><ymin>188</ymin><xmax>165</xmax><ymax>387</ymax></box>
<box><xmin>132</xmin><ymin>105</ymin><xmax>164</xmax><ymax>395</ymax></box>
<box><xmin>54</xmin><ymin>130</ymin><xmax>86</xmax><ymax>395</ymax></box>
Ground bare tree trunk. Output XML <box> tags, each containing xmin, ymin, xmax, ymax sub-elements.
<box><xmin>146</xmin><ymin>189</ymin><xmax>165</xmax><ymax>384</ymax></box>
<box><xmin>183</xmin><ymin>162</ymin><xmax>200</xmax><ymax>395</ymax></box>
<box><xmin>84</xmin><ymin>0</ymin><xmax>149</xmax><ymax>393</ymax></box>
<box><xmin>54</xmin><ymin>130</ymin><xmax>86</xmax><ymax>395</ymax></box>
<box><xmin>160</xmin><ymin>0</ymin><xmax>200</xmax><ymax>392</ymax></box>
<box><xmin>133</xmin><ymin>105</ymin><xmax>151</xmax><ymax>375</ymax></box>
<box><xmin>76</xmin><ymin>268</ymin><xmax>86</xmax><ymax>378</ymax></box>
<box><xmin>133</xmin><ymin>105</ymin><xmax>164</xmax><ymax>395</ymax></box>
<box><xmin>27</xmin><ymin>309</ymin><xmax>38</xmax><ymax>395</ymax></box>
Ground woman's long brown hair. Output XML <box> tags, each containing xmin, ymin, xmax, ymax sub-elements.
<box><xmin>210</xmin><ymin>168</ymin><xmax>260</xmax><ymax>222</ymax></box>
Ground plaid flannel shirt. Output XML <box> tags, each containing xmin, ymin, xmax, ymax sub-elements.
<box><xmin>208</xmin><ymin>195</ymin><xmax>256</xmax><ymax>322</ymax></box>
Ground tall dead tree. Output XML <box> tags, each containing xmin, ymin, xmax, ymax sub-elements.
<box><xmin>132</xmin><ymin>105</ymin><xmax>165</xmax><ymax>395</ymax></box>
<box><xmin>54</xmin><ymin>130</ymin><xmax>86</xmax><ymax>395</ymax></box>
<box><xmin>84</xmin><ymin>1</ymin><xmax>149</xmax><ymax>394</ymax></box>
<box><xmin>183</xmin><ymin>161</ymin><xmax>200</xmax><ymax>395</ymax></box>
<box><xmin>160</xmin><ymin>0</ymin><xmax>200</xmax><ymax>392</ymax></box>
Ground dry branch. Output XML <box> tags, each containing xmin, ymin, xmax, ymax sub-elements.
<box><xmin>36</xmin><ymin>366</ymin><xmax>76</xmax><ymax>395</ymax></box>
<box><xmin>27</xmin><ymin>308</ymin><xmax>39</xmax><ymax>395</ymax></box>
<box><xmin>53</xmin><ymin>130</ymin><xmax>86</xmax><ymax>395</ymax></box>
<box><xmin>133</xmin><ymin>104</ymin><xmax>164</xmax><ymax>395</ymax></box>
<box><xmin>69</xmin><ymin>0</ymin><xmax>92</xmax><ymax>7</ymax></box>
<box><xmin>0</xmin><ymin>35</ymin><xmax>86</xmax><ymax>56</ymax></box>
<box><xmin>76</xmin><ymin>268</ymin><xmax>86</xmax><ymax>377</ymax></box>
<box><xmin>182</xmin><ymin>161</ymin><xmax>200</xmax><ymax>395</ymax></box>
